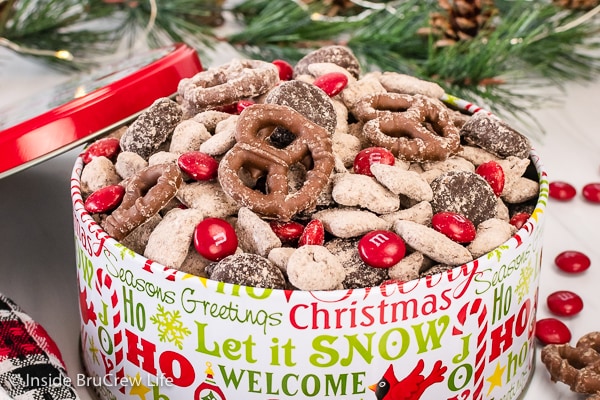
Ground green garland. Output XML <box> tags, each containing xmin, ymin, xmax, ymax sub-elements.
<box><xmin>1</xmin><ymin>0</ymin><xmax>599</xmax><ymax>125</ymax></box>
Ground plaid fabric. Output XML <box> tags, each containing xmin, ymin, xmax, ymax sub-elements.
<box><xmin>0</xmin><ymin>294</ymin><xmax>79</xmax><ymax>400</ymax></box>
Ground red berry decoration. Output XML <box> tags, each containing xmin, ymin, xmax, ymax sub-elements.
<box><xmin>84</xmin><ymin>185</ymin><xmax>125</xmax><ymax>214</ymax></box>
<box><xmin>549</xmin><ymin>181</ymin><xmax>577</xmax><ymax>201</ymax></box>
<box><xmin>194</xmin><ymin>218</ymin><xmax>238</xmax><ymax>262</ymax></box>
<box><xmin>353</xmin><ymin>147</ymin><xmax>395</xmax><ymax>177</ymax></box>
<box><xmin>298</xmin><ymin>220</ymin><xmax>325</xmax><ymax>246</ymax></box>
<box><xmin>475</xmin><ymin>160</ymin><xmax>505</xmax><ymax>196</ymax></box>
<box><xmin>431</xmin><ymin>212</ymin><xmax>477</xmax><ymax>243</ymax></box>
<box><xmin>535</xmin><ymin>318</ymin><xmax>572</xmax><ymax>345</ymax></box>
<box><xmin>555</xmin><ymin>250</ymin><xmax>591</xmax><ymax>274</ymax></box>
<box><xmin>82</xmin><ymin>137</ymin><xmax>120</xmax><ymax>164</ymax></box>
<box><xmin>272</xmin><ymin>59</ymin><xmax>294</xmax><ymax>81</ymax></box>
<box><xmin>236</xmin><ymin>99</ymin><xmax>255</xmax><ymax>114</ymax></box>
<box><xmin>178</xmin><ymin>151</ymin><xmax>219</xmax><ymax>181</ymax></box>
<box><xmin>547</xmin><ymin>290</ymin><xmax>584</xmax><ymax>317</ymax></box>
<box><xmin>270</xmin><ymin>220</ymin><xmax>304</xmax><ymax>244</ymax></box>
<box><xmin>313</xmin><ymin>72</ymin><xmax>348</xmax><ymax>97</ymax></box>
<box><xmin>358</xmin><ymin>230</ymin><xmax>406</xmax><ymax>268</ymax></box>
<box><xmin>582</xmin><ymin>182</ymin><xmax>600</xmax><ymax>203</ymax></box>
<box><xmin>509</xmin><ymin>212</ymin><xmax>530</xmax><ymax>230</ymax></box>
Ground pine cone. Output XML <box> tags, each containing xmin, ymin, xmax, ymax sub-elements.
<box><xmin>420</xmin><ymin>0</ymin><xmax>498</xmax><ymax>47</ymax></box>
<box><xmin>553</xmin><ymin>0</ymin><xmax>600</xmax><ymax>10</ymax></box>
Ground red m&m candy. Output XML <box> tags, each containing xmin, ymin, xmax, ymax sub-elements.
<box><xmin>509</xmin><ymin>212</ymin><xmax>530</xmax><ymax>230</ymax></box>
<box><xmin>358</xmin><ymin>230</ymin><xmax>406</xmax><ymax>268</ymax></box>
<box><xmin>194</xmin><ymin>218</ymin><xmax>238</xmax><ymax>261</ymax></box>
<box><xmin>535</xmin><ymin>318</ymin><xmax>571</xmax><ymax>345</ymax></box>
<box><xmin>298</xmin><ymin>220</ymin><xmax>325</xmax><ymax>246</ymax></box>
<box><xmin>82</xmin><ymin>137</ymin><xmax>120</xmax><ymax>164</ymax></box>
<box><xmin>313</xmin><ymin>72</ymin><xmax>348</xmax><ymax>97</ymax></box>
<box><xmin>555</xmin><ymin>250</ymin><xmax>591</xmax><ymax>274</ymax></box>
<box><xmin>475</xmin><ymin>160</ymin><xmax>505</xmax><ymax>196</ymax></box>
<box><xmin>431</xmin><ymin>212</ymin><xmax>476</xmax><ymax>243</ymax></box>
<box><xmin>84</xmin><ymin>185</ymin><xmax>125</xmax><ymax>214</ymax></box>
<box><xmin>547</xmin><ymin>290</ymin><xmax>583</xmax><ymax>316</ymax></box>
<box><xmin>582</xmin><ymin>183</ymin><xmax>600</xmax><ymax>203</ymax></box>
<box><xmin>549</xmin><ymin>181</ymin><xmax>577</xmax><ymax>201</ymax></box>
<box><xmin>353</xmin><ymin>147</ymin><xmax>395</xmax><ymax>177</ymax></box>
<box><xmin>270</xmin><ymin>220</ymin><xmax>304</xmax><ymax>244</ymax></box>
<box><xmin>236</xmin><ymin>99</ymin><xmax>255</xmax><ymax>114</ymax></box>
<box><xmin>272</xmin><ymin>59</ymin><xmax>294</xmax><ymax>81</ymax></box>
<box><xmin>178</xmin><ymin>151</ymin><xmax>219</xmax><ymax>181</ymax></box>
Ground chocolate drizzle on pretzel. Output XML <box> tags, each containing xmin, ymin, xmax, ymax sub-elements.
<box><xmin>541</xmin><ymin>331</ymin><xmax>600</xmax><ymax>398</ymax></box>
<box><xmin>177</xmin><ymin>59</ymin><xmax>279</xmax><ymax>117</ymax></box>
<box><xmin>218</xmin><ymin>103</ymin><xmax>334</xmax><ymax>220</ymax></box>
<box><xmin>353</xmin><ymin>93</ymin><xmax>461</xmax><ymax>162</ymax></box>
<box><xmin>102</xmin><ymin>164</ymin><xmax>183</xmax><ymax>241</ymax></box>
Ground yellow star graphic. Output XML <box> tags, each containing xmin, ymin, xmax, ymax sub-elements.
<box><xmin>128</xmin><ymin>372</ymin><xmax>151</xmax><ymax>400</ymax></box>
<box><xmin>486</xmin><ymin>361</ymin><xmax>506</xmax><ymax>396</ymax></box>
<box><xmin>181</xmin><ymin>273</ymin><xmax>208</xmax><ymax>287</ymax></box>
<box><xmin>88</xmin><ymin>337</ymin><xmax>99</xmax><ymax>365</ymax></box>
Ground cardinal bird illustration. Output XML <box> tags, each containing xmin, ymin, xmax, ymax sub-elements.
<box><xmin>370</xmin><ymin>360</ymin><xmax>447</xmax><ymax>400</ymax></box>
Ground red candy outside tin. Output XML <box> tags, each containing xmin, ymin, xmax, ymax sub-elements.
<box><xmin>0</xmin><ymin>43</ymin><xmax>202</xmax><ymax>179</ymax></box>
<box><xmin>547</xmin><ymin>290</ymin><xmax>584</xmax><ymax>316</ymax></box>
<box><xmin>582</xmin><ymin>182</ymin><xmax>600</xmax><ymax>203</ymax></box>
<box><xmin>535</xmin><ymin>318</ymin><xmax>572</xmax><ymax>345</ymax></box>
<box><xmin>555</xmin><ymin>250</ymin><xmax>591</xmax><ymax>274</ymax></box>
<box><xmin>549</xmin><ymin>181</ymin><xmax>577</xmax><ymax>201</ymax></box>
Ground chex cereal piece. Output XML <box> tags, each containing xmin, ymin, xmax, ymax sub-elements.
<box><xmin>199</xmin><ymin>115</ymin><xmax>238</xmax><ymax>156</ymax></box>
<box><xmin>268</xmin><ymin>247</ymin><xmax>296</xmax><ymax>273</ymax></box>
<box><xmin>381</xmin><ymin>201</ymin><xmax>433</xmax><ymax>226</ymax></box>
<box><xmin>115</xmin><ymin>151</ymin><xmax>148</xmax><ymax>180</ymax></box>
<box><xmin>120</xmin><ymin>214</ymin><xmax>162</xmax><ymax>255</ymax></box>
<box><xmin>467</xmin><ymin>218</ymin><xmax>516</xmax><ymax>258</ymax></box>
<box><xmin>389</xmin><ymin>251</ymin><xmax>432</xmax><ymax>281</ymax></box>
<box><xmin>144</xmin><ymin>208</ymin><xmax>204</xmax><ymax>269</ymax></box>
<box><xmin>312</xmin><ymin>208</ymin><xmax>389</xmax><ymax>238</ymax></box>
<box><xmin>394</xmin><ymin>219</ymin><xmax>473</xmax><ymax>265</ymax></box>
<box><xmin>370</xmin><ymin>163</ymin><xmax>433</xmax><ymax>202</ymax></box>
<box><xmin>287</xmin><ymin>245</ymin><xmax>346</xmax><ymax>291</ymax></box>
<box><xmin>169</xmin><ymin>119</ymin><xmax>211</xmax><ymax>154</ymax></box>
<box><xmin>378</xmin><ymin>72</ymin><xmax>444</xmax><ymax>99</ymax></box>
<box><xmin>192</xmin><ymin>110</ymin><xmax>231</xmax><ymax>132</ymax></box>
<box><xmin>148</xmin><ymin>151</ymin><xmax>178</xmax><ymax>166</ymax></box>
<box><xmin>176</xmin><ymin>181</ymin><xmax>240</xmax><ymax>219</ymax></box>
<box><xmin>80</xmin><ymin>156</ymin><xmax>121</xmax><ymax>194</ymax></box>
<box><xmin>332</xmin><ymin>173</ymin><xmax>400</xmax><ymax>214</ymax></box>
<box><xmin>236</xmin><ymin>207</ymin><xmax>282</xmax><ymax>257</ymax></box>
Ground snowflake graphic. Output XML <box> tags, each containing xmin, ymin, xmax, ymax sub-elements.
<box><xmin>514</xmin><ymin>263</ymin><xmax>533</xmax><ymax>302</ymax></box>
<box><xmin>150</xmin><ymin>305</ymin><xmax>191</xmax><ymax>350</ymax></box>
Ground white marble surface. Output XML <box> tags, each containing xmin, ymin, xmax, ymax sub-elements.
<box><xmin>1</xmin><ymin>44</ymin><xmax>599</xmax><ymax>400</ymax></box>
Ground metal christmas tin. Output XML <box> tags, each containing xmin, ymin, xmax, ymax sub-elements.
<box><xmin>71</xmin><ymin>94</ymin><xmax>549</xmax><ymax>399</ymax></box>
<box><xmin>0</xmin><ymin>43</ymin><xmax>202</xmax><ymax>179</ymax></box>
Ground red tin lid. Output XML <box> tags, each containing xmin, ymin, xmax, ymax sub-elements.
<box><xmin>0</xmin><ymin>43</ymin><xmax>203</xmax><ymax>178</ymax></box>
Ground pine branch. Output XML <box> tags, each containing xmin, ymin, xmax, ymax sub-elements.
<box><xmin>108</xmin><ymin>0</ymin><xmax>221</xmax><ymax>51</ymax></box>
<box><xmin>229</xmin><ymin>0</ymin><xmax>366</xmax><ymax>62</ymax></box>
<box><xmin>1</xmin><ymin>0</ymin><xmax>118</xmax><ymax>69</ymax></box>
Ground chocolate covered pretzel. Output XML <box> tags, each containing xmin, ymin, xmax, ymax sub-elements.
<box><xmin>218</xmin><ymin>103</ymin><xmax>334</xmax><ymax>220</ymax></box>
<box><xmin>177</xmin><ymin>59</ymin><xmax>279</xmax><ymax>117</ymax></box>
<box><xmin>353</xmin><ymin>93</ymin><xmax>461</xmax><ymax>162</ymax></box>
<box><xmin>541</xmin><ymin>331</ymin><xmax>600</xmax><ymax>398</ymax></box>
<box><xmin>102</xmin><ymin>164</ymin><xmax>183</xmax><ymax>241</ymax></box>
